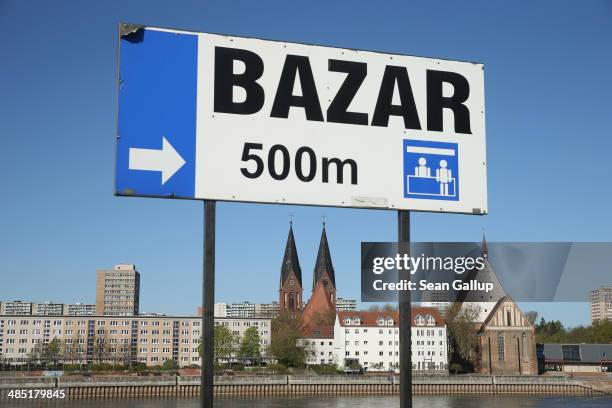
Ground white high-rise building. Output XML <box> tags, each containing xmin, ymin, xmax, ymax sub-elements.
<box><xmin>229</xmin><ymin>301</ymin><xmax>256</xmax><ymax>318</ymax></box>
<box><xmin>214</xmin><ymin>303</ymin><xmax>229</xmax><ymax>317</ymax></box>
<box><xmin>590</xmin><ymin>286</ymin><xmax>612</xmax><ymax>323</ymax></box>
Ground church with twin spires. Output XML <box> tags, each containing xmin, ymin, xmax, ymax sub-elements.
<box><xmin>278</xmin><ymin>222</ymin><xmax>337</xmax><ymax>331</ymax></box>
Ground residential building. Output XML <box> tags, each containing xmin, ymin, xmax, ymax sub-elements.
<box><xmin>214</xmin><ymin>303</ymin><xmax>229</xmax><ymax>317</ymax></box>
<box><xmin>0</xmin><ymin>301</ymin><xmax>33</xmax><ymax>315</ymax></box>
<box><xmin>65</xmin><ymin>303</ymin><xmax>96</xmax><ymax>316</ymax></box>
<box><xmin>0</xmin><ymin>315</ymin><xmax>271</xmax><ymax>368</ymax></box>
<box><xmin>214</xmin><ymin>317</ymin><xmax>271</xmax><ymax>362</ymax></box>
<box><xmin>335</xmin><ymin>298</ymin><xmax>357</xmax><ymax>312</ymax></box>
<box><xmin>203</xmin><ymin>302</ymin><xmax>279</xmax><ymax>319</ymax></box>
<box><xmin>325</xmin><ymin>308</ymin><xmax>448</xmax><ymax>372</ymax></box>
<box><xmin>229</xmin><ymin>302</ymin><xmax>256</xmax><ymax>318</ymax></box>
<box><xmin>590</xmin><ymin>286</ymin><xmax>612</xmax><ymax>323</ymax></box>
<box><xmin>95</xmin><ymin>264</ymin><xmax>140</xmax><ymax>316</ymax></box>
<box><xmin>33</xmin><ymin>302</ymin><xmax>65</xmax><ymax>316</ymax></box>
<box><xmin>254</xmin><ymin>302</ymin><xmax>279</xmax><ymax>319</ymax></box>
<box><xmin>303</xmin><ymin>326</ymin><xmax>336</xmax><ymax>366</ymax></box>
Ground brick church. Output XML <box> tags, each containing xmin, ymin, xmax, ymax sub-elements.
<box><xmin>278</xmin><ymin>222</ymin><xmax>337</xmax><ymax>333</ymax></box>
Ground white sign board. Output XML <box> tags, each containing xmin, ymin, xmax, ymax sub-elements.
<box><xmin>116</xmin><ymin>26</ymin><xmax>487</xmax><ymax>214</ymax></box>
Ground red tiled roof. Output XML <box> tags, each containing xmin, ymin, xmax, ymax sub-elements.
<box><xmin>300</xmin><ymin>278</ymin><xmax>337</xmax><ymax>337</ymax></box>
<box><xmin>302</xmin><ymin>325</ymin><xmax>334</xmax><ymax>339</ymax></box>
<box><xmin>337</xmin><ymin>307</ymin><xmax>444</xmax><ymax>327</ymax></box>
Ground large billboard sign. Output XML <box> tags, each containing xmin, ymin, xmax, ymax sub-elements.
<box><xmin>116</xmin><ymin>25</ymin><xmax>487</xmax><ymax>214</ymax></box>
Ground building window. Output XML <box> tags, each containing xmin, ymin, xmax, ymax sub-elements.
<box><xmin>497</xmin><ymin>333</ymin><xmax>505</xmax><ymax>361</ymax></box>
<box><xmin>561</xmin><ymin>345</ymin><xmax>580</xmax><ymax>361</ymax></box>
<box><xmin>522</xmin><ymin>333</ymin><xmax>528</xmax><ymax>360</ymax></box>
<box><xmin>288</xmin><ymin>293</ymin><xmax>295</xmax><ymax>309</ymax></box>
<box><xmin>506</xmin><ymin>307</ymin><xmax>512</xmax><ymax>326</ymax></box>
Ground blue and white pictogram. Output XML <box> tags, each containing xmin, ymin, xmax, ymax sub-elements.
<box><xmin>403</xmin><ymin>140</ymin><xmax>459</xmax><ymax>201</ymax></box>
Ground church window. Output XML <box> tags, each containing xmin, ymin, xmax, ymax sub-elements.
<box><xmin>288</xmin><ymin>293</ymin><xmax>295</xmax><ymax>309</ymax></box>
<box><xmin>498</xmin><ymin>333</ymin><xmax>505</xmax><ymax>361</ymax></box>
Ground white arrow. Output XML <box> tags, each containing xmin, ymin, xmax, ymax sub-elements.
<box><xmin>129</xmin><ymin>137</ymin><xmax>186</xmax><ymax>185</ymax></box>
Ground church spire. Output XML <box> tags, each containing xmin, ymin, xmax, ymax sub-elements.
<box><xmin>280</xmin><ymin>222</ymin><xmax>302</xmax><ymax>287</ymax></box>
<box><xmin>481</xmin><ymin>233</ymin><xmax>488</xmax><ymax>259</ymax></box>
<box><xmin>312</xmin><ymin>222</ymin><xmax>336</xmax><ymax>291</ymax></box>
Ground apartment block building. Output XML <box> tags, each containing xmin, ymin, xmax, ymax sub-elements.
<box><xmin>0</xmin><ymin>301</ymin><xmax>33</xmax><ymax>315</ymax></box>
<box><xmin>335</xmin><ymin>298</ymin><xmax>357</xmax><ymax>312</ymax></box>
<box><xmin>229</xmin><ymin>302</ymin><xmax>256</xmax><ymax>318</ymax></box>
<box><xmin>590</xmin><ymin>286</ymin><xmax>612</xmax><ymax>323</ymax></box>
<box><xmin>95</xmin><ymin>264</ymin><xmax>140</xmax><ymax>316</ymax></box>
<box><xmin>209</xmin><ymin>302</ymin><xmax>279</xmax><ymax>319</ymax></box>
<box><xmin>33</xmin><ymin>302</ymin><xmax>65</xmax><ymax>316</ymax></box>
<box><xmin>254</xmin><ymin>302</ymin><xmax>279</xmax><ymax>319</ymax></box>
<box><xmin>0</xmin><ymin>315</ymin><xmax>271</xmax><ymax>367</ymax></box>
<box><xmin>0</xmin><ymin>301</ymin><xmax>97</xmax><ymax>317</ymax></box>
<box><xmin>65</xmin><ymin>303</ymin><xmax>96</xmax><ymax>316</ymax></box>
<box><xmin>213</xmin><ymin>303</ymin><xmax>229</xmax><ymax>317</ymax></box>
<box><xmin>304</xmin><ymin>308</ymin><xmax>448</xmax><ymax>372</ymax></box>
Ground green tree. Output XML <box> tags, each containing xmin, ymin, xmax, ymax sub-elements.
<box><xmin>43</xmin><ymin>338</ymin><xmax>63</xmax><ymax>368</ymax></box>
<box><xmin>525</xmin><ymin>311</ymin><xmax>538</xmax><ymax>325</ymax></box>
<box><xmin>198</xmin><ymin>325</ymin><xmax>237</xmax><ymax>365</ymax></box>
<box><xmin>238</xmin><ymin>326</ymin><xmax>261</xmax><ymax>365</ymax></box>
<box><xmin>93</xmin><ymin>340</ymin><xmax>108</xmax><ymax>364</ymax></box>
<box><xmin>26</xmin><ymin>347</ymin><xmax>41</xmax><ymax>371</ymax></box>
<box><xmin>268</xmin><ymin>312</ymin><xmax>312</xmax><ymax>367</ymax></box>
<box><xmin>445</xmin><ymin>303</ymin><xmax>481</xmax><ymax>372</ymax></box>
<box><xmin>162</xmin><ymin>359</ymin><xmax>178</xmax><ymax>370</ymax></box>
<box><xmin>368</xmin><ymin>304</ymin><xmax>397</xmax><ymax>312</ymax></box>
<box><xmin>382</xmin><ymin>304</ymin><xmax>398</xmax><ymax>312</ymax></box>
<box><xmin>536</xmin><ymin>319</ymin><xmax>612</xmax><ymax>344</ymax></box>
<box><xmin>448</xmin><ymin>363</ymin><xmax>463</xmax><ymax>374</ymax></box>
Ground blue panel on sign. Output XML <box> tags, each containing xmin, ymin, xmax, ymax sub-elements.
<box><xmin>116</xmin><ymin>29</ymin><xmax>198</xmax><ymax>198</ymax></box>
<box><xmin>403</xmin><ymin>139</ymin><xmax>459</xmax><ymax>201</ymax></box>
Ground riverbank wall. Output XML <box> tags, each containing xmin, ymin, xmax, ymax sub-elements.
<box><xmin>1</xmin><ymin>375</ymin><xmax>610</xmax><ymax>399</ymax></box>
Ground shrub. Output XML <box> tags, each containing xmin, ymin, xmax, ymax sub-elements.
<box><xmin>311</xmin><ymin>364</ymin><xmax>341</xmax><ymax>375</ymax></box>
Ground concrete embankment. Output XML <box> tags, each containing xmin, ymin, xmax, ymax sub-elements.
<box><xmin>0</xmin><ymin>375</ymin><xmax>610</xmax><ymax>399</ymax></box>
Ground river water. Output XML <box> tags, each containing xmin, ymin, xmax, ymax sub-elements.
<box><xmin>5</xmin><ymin>396</ymin><xmax>612</xmax><ymax>408</ymax></box>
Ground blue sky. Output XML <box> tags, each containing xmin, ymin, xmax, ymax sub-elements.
<box><xmin>1</xmin><ymin>1</ymin><xmax>611</xmax><ymax>328</ymax></box>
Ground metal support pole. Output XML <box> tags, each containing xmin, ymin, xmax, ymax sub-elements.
<box><xmin>201</xmin><ymin>200</ymin><xmax>216</xmax><ymax>408</ymax></box>
<box><xmin>398</xmin><ymin>210</ymin><xmax>412</xmax><ymax>408</ymax></box>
